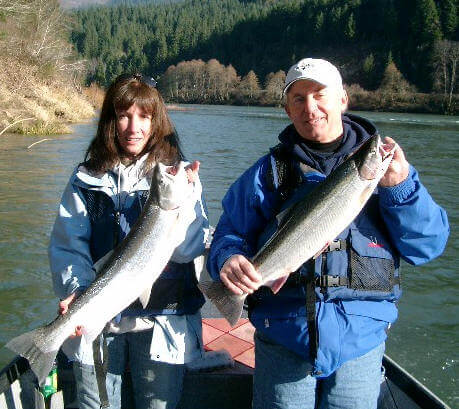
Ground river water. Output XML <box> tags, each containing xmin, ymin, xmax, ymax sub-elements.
<box><xmin>0</xmin><ymin>105</ymin><xmax>457</xmax><ymax>406</ymax></box>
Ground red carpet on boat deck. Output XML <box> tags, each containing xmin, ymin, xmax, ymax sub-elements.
<box><xmin>202</xmin><ymin>318</ymin><xmax>255</xmax><ymax>368</ymax></box>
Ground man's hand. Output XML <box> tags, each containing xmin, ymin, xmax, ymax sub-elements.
<box><xmin>220</xmin><ymin>254</ymin><xmax>263</xmax><ymax>295</ymax></box>
<box><xmin>59</xmin><ymin>291</ymin><xmax>83</xmax><ymax>337</ymax></box>
<box><xmin>379</xmin><ymin>136</ymin><xmax>410</xmax><ymax>187</ymax></box>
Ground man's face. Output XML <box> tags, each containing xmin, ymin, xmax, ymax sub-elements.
<box><xmin>284</xmin><ymin>80</ymin><xmax>348</xmax><ymax>143</ymax></box>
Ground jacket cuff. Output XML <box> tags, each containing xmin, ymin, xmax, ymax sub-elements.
<box><xmin>216</xmin><ymin>247</ymin><xmax>249</xmax><ymax>274</ymax></box>
<box><xmin>65</xmin><ymin>281</ymin><xmax>88</xmax><ymax>298</ymax></box>
<box><xmin>378</xmin><ymin>166</ymin><xmax>416</xmax><ymax>206</ymax></box>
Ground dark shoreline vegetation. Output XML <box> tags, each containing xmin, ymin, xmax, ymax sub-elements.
<box><xmin>0</xmin><ymin>0</ymin><xmax>457</xmax><ymax>135</ymax></box>
<box><xmin>154</xmin><ymin>58</ymin><xmax>458</xmax><ymax>115</ymax></box>
<box><xmin>166</xmin><ymin>89</ymin><xmax>459</xmax><ymax>116</ymax></box>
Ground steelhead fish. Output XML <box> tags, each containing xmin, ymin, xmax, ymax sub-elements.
<box><xmin>200</xmin><ymin>134</ymin><xmax>396</xmax><ymax>326</ymax></box>
<box><xmin>6</xmin><ymin>163</ymin><xmax>193</xmax><ymax>384</ymax></box>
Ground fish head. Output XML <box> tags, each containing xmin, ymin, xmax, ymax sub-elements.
<box><xmin>151</xmin><ymin>162</ymin><xmax>192</xmax><ymax>210</ymax></box>
<box><xmin>355</xmin><ymin>134</ymin><xmax>396</xmax><ymax>181</ymax></box>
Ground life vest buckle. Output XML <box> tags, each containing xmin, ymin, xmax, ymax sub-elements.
<box><xmin>325</xmin><ymin>239</ymin><xmax>347</xmax><ymax>252</ymax></box>
<box><xmin>316</xmin><ymin>275</ymin><xmax>348</xmax><ymax>288</ymax></box>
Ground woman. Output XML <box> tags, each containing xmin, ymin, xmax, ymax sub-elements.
<box><xmin>49</xmin><ymin>74</ymin><xmax>209</xmax><ymax>409</ymax></box>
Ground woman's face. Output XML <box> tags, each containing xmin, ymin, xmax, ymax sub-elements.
<box><xmin>115</xmin><ymin>103</ymin><xmax>152</xmax><ymax>159</ymax></box>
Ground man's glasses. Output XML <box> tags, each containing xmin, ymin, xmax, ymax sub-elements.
<box><xmin>116</xmin><ymin>73</ymin><xmax>157</xmax><ymax>88</ymax></box>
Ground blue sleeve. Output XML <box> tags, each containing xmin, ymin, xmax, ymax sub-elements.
<box><xmin>207</xmin><ymin>156</ymin><xmax>278</xmax><ymax>280</ymax></box>
<box><xmin>48</xmin><ymin>172</ymin><xmax>96</xmax><ymax>299</ymax></box>
<box><xmin>378</xmin><ymin>166</ymin><xmax>449</xmax><ymax>265</ymax></box>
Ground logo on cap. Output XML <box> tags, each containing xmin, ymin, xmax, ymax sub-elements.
<box><xmin>283</xmin><ymin>58</ymin><xmax>343</xmax><ymax>95</ymax></box>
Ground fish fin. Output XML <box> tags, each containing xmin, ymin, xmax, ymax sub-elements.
<box><xmin>81</xmin><ymin>326</ymin><xmax>104</xmax><ymax>345</ymax></box>
<box><xmin>275</xmin><ymin>207</ymin><xmax>291</xmax><ymax>225</ymax></box>
<box><xmin>6</xmin><ymin>327</ymin><xmax>58</xmax><ymax>386</ymax></box>
<box><xmin>266</xmin><ymin>275</ymin><xmax>289</xmax><ymax>294</ymax></box>
<box><xmin>198</xmin><ymin>280</ymin><xmax>246</xmax><ymax>327</ymax></box>
<box><xmin>138</xmin><ymin>287</ymin><xmax>152</xmax><ymax>309</ymax></box>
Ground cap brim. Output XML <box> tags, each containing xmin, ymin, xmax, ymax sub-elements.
<box><xmin>282</xmin><ymin>77</ymin><xmax>329</xmax><ymax>95</ymax></box>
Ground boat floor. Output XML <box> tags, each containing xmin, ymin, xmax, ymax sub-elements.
<box><xmin>0</xmin><ymin>319</ymin><xmax>451</xmax><ymax>409</ymax></box>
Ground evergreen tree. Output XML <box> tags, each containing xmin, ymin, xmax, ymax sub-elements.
<box><xmin>437</xmin><ymin>0</ymin><xmax>457</xmax><ymax>39</ymax></box>
<box><xmin>379</xmin><ymin>61</ymin><xmax>416</xmax><ymax>94</ymax></box>
<box><xmin>344</xmin><ymin>12</ymin><xmax>356</xmax><ymax>41</ymax></box>
<box><xmin>411</xmin><ymin>0</ymin><xmax>442</xmax><ymax>45</ymax></box>
<box><xmin>362</xmin><ymin>53</ymin><xmax>376</xmax><ymax>89</ymax></box>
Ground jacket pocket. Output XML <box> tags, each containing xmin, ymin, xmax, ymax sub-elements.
<box><xmin>340</xmin><ymin>300</ymin><xmax>398</xmax><ymax>323</ymax></box>
<box><xmin>349</xmin><ymin>228</ymin><xmax>396</xmax><ymax>292</ymax></box>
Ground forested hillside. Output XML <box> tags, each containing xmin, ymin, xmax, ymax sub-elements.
<box><xmin>70</xmin><ymin>0</ymin><xmax>456</xmax><ymax>92</ymax></box>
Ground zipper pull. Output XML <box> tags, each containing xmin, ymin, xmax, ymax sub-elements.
<box><xmin>114</xmin><ymin>211</ymin><xmax>121</xmax><ymax>246</ymax></box>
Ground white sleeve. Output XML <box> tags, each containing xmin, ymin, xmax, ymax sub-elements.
<box><xmin>170</xmin><ymin>174</ymin><xmax>209</xmax><ymax>263</ymax></box>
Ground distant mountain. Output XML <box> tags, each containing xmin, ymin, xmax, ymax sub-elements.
<box><xmin>60</xmin><ymin>0</ymin><xmax>183</xmax><ymax>10</ymax></box>
<box><xmin>60</xmin><ymin>0</ymin><xmax>109</xmax><ymax>9</ymax></box>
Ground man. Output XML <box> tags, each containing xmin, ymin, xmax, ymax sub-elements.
<box><xmin>207</xmin><ymin>58</ymin><xmax>449</xmax><ymax>409</ymax></box>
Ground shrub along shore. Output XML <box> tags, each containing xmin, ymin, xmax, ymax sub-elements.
<box><xmin>0</xmin><ymin>0</ymin><xmax>96</xmax><ymax>136</ymax></box>
<box><xmin>0</xmin><ymin>56</ymin><xmax>97</xmax><ymax>136</ymax></box>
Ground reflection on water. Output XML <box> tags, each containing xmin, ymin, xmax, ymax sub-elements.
<box><xmin>0</xmin><ymin>108</ymin><xmax>457</xmax><ymax>407</ymax></box>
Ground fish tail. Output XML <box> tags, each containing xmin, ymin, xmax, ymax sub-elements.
<box><xmin>6</xmin><ymin>326</ymin><xmax>59</xmax><ymax>386</ymax></box>
<box><xmin>199</xmin><ymin>280</ymin><xmax>246</xmax><ymax>327</ymax></box>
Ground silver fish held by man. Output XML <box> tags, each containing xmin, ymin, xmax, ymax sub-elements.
<box><xmin>200</xmin><ymin>134</ymin><xmax>396</xmax><ymax>326</ymax></box>
<box><xmin>6</xmin><ymin>163</ymin><xmax>193</xmax><ymax>385</ymax></box>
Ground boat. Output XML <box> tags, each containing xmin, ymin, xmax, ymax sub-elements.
<box><xmin>0</xmin><ymin>318</ymin><xmax>451</xmax><ymax>409</ymax></box>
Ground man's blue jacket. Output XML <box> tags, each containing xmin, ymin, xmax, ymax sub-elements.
<box><xmin>207</xmin><ymin>114</ymin><xmax>449</xmax><ymax>377</ymax></box>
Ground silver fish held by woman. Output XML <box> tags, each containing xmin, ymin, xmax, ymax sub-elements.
<box><xmin>200</xmin><ymin>134</ymin><xmax>396</xmax><ymax>326</ymax></box>
<box><xmin>6</xmin><ymin>163</ymin><xmax>193</xmax><ymax>385</ymax></box>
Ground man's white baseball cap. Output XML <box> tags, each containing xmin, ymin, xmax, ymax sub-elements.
<box><xmin>283</xmin><ymin>58</ymin><xmax>343</xmax><ymax>95</ymax></box>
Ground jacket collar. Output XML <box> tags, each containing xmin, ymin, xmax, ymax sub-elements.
<box><xmin>278</xmin><ymin>113</ymin><xmax>377</xmax><ymax>176</ymax></box>
<box><xmin>73</xmin><ymin>153</ymin><xmax>151</xmax><ymax>192</ymax></box>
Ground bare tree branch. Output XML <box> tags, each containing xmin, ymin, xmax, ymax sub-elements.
<box><xmin>0</xmin><ymin>116</ymin><xmax>34</xmax><ymax>136</ymax></box>
<box><xmin>433</xmin><ymin>40</ymin><xmax>458</xmax><ymax>114</ymax></box>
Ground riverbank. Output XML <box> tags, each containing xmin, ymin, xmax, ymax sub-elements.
<box><xmin>0</xmin><ymin>57</ymin><xmax>96</xmax><ymax>136</ymax></box>
<box><xmin>2</xmin><ymin>79</ymin><xmax>455</xmax><ymax>137</ymax></box>
<box><xmin>345</xmin><ymin>86</ymin><xmax>458</xmax><ymax>115</ymax></box>
<box><xmin>163</xmin><ymin>88</ymin><xmax>458</xmax><ymax>116</ymax></box>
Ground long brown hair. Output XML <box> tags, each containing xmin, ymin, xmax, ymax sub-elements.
<box><xmin>84</xmin><ymin>74</ymin><xmax>183</xmax><ymax>174</ymax></box>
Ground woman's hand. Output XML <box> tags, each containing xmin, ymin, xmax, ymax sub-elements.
<box><xmin>165</xmin><ymin>160</ymin><xmax>200</xmax><ymax>183</ymax></box>
<box><xmin>185</xmin><ymin>160</ymin><xmax>200</xmax><ymax>183</ymax></box>
<box><xmin>59</xmin><ymin>291</ymin><xmax>83</xmax><ymax>337</ymax></box>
